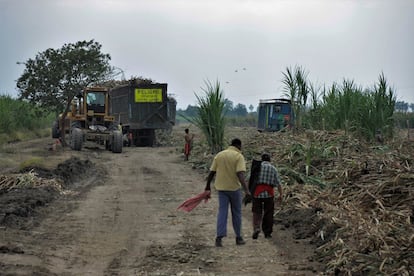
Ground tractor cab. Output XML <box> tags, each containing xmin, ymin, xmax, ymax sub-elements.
<box><xmin>86</xmin><ymin>90</ymin><xmax>106</xmax><ymax>114</ymax></box>
<box><xmin>70</xmin><ymin>87</ymin><xmax>115</xmax><ymax>130</ymax></box>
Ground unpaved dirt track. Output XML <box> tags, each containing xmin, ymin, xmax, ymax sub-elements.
<box><xmin>1</xmin><ymin>143</ymin><xmax>320</xmax><ymax>275</ymax></box>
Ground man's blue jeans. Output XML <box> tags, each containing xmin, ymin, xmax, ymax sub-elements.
<box><xmin>216</xmin><ymin>189</ymin><xmax>242</xmax><ymax>238</ymax></box>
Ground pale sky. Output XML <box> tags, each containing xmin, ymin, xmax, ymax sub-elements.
<box><xmin>1</xmin><ymin>0</ymin><xmax>413</xmax><ymax>109</ymax></box>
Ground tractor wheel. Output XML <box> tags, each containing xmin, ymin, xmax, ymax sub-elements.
<box><xmin>71</xmin><ymin>128</ymin><xmax>83</xmax><ymax>151</ymax></box>
<box><xmin>52</xmin><ymin>120</ymin><xmax>60</xmax><ymax>138</ymax></box>
<box><xmin>112</xmin><ymin>130</ymin><xmax>123</xmax><ymax>153</ymax></box>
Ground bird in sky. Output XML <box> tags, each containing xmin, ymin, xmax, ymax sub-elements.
<box><xmin>234</xmin><ymin>68</ymin><xmax>246</xmax><ymax>73</ymax></box>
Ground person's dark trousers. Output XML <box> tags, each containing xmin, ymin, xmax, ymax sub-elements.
<box><xmin>252</xmin><ymin>197</ymin><xmax>274</xmax><ymax>235</ymax></box>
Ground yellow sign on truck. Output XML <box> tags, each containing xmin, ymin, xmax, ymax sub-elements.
<box><xmin>134</xmin><ymin>88</ymin><xmax>163</xmax><ymax>103</ymax></box>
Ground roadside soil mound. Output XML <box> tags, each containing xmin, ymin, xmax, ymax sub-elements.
<box><xmin>0</xmin><ymin>157</ymin><xmax>101</xmax><ymax>229</ymax></box>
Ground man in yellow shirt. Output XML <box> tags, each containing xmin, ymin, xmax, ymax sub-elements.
<box><xmin>205</xmin><ymin>138</ymin><xmax>252</xmax><ymax>247</ymax></box>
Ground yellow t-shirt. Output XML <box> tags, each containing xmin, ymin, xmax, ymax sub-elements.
<box><xmin>210</xmin><ymin>146</ymin><xmax>246</xmax><ymax>191</ymax></box>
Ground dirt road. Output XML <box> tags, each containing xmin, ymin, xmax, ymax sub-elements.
<box><xmin>0</xmin><ymin>141</ymin><xmax>320</xmax><ymax>275</ymax></box>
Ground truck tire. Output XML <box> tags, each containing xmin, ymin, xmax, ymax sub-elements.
<box><xmin>71</xmin><ymin>128</ymin><xmax>83</xmax><ymax>151</ymax></box>
<box><xmin>112</xmin><ymin>130</ymin><xmax>123</xmax><ymax>153</ymax></box>
<box><xmin>52</xmin><ymin>120</ymin><xmax>60</xmax><ymax>138</ymax></box>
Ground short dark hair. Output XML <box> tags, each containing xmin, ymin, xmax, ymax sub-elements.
<box><xmin>231</xmin><ymin>138</ymin><xmax>242</xmax><ymax>148</ymax></box>
<box><xmin>185</xmin><ymin>128</ymin><xmax>189</xmax><ymax>133</ymax></box>
<box><xmin>261</xmin><ymin>153</ymin><xmax>271</xmax><ymax>161</ymax></box>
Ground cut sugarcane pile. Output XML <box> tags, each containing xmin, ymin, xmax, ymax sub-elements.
<box><xmin>286</xmin><ymin>173</ymin><xmax>414</xmax><ymax>275</ymax></box>
<box><xmin>0</xmin><ymin>170</ymin><xmax>63</xmax><ymax>194</ymax></box>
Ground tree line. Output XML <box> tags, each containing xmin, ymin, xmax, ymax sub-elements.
<box><xmin>395</xmin><ymin>101</ymin><xmax>414</xmax><ymax>113</ymax></box>
<box><xmin>177</xmin><ymin>99</ymin><xmax>256</xmax><ymax>118</ymax></box>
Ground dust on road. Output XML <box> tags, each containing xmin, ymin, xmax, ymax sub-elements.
<box><xmin>0</xmin><ymin>140</ymin><xmax>321</xmax><ymax>275</ymax></box>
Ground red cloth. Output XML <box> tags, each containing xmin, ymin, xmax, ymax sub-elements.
<box><xmin>184</xmin><ymin>142</ymin><xmax>191</xmax><ymax>155</ymax></box>
<box><xmin>254</xmin><ymin>184</ymin><xmax>274</xmax><ymax>197</ymax></box>
<box><xmin>177</xmin><ymin>191</ymin><xmax>210</xmax><ymax>212</ymax></box>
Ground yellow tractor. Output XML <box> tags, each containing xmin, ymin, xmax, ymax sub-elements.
<box><xmin>52</xmin><ymin>87</ymin><xmax>123</xmax><ymax>153</ymax></box>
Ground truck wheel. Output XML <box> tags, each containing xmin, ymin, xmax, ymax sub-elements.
<box><xmin>112</xmin><ymin>130</ymin><xmax>123</xmax><ymax>153</ymax></box>
<box><xmin>71</xmin><ymin>128</ymin><xmax>83</xmax><ymax>151</ymax></box>
<box><xmin>52</xmin><ymin>120</ymin><xmax>60</xmax><ymax>138</ymax></box>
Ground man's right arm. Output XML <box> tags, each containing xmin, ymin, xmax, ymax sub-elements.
<box><xmin>276</xmin><ymin>184</ymin><xmax>283</xmax><ymax>202</ymax></box>
<box><xmin>205</xmin><ymin>171</ymin><xmax>216</xmax><ymax>191</ymax></box>
<box><xmin>237</xmin><ymin>171</ymin><xmax>251</xmax><ymax>197</ymax></box>
<box><xmin>272</xmin><ymin>166</ymin><xmax>282</xmax><ymax>202</ymax></box>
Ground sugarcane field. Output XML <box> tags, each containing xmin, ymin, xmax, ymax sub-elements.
<box><xmin>0</xmin><ymin>124</ymin><xmax>412</xmax><ymax>276</ymax></box>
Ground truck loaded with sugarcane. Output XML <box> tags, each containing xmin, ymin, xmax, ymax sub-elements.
<box><xmin>52</xmin><ymin>81</ymin><xmax>176</xmax><ymax>151</ymax></box>
<box><xmin>109</xmin><ymin>81</ymin><xmax>176</xmax><ymax>147</ymax></box>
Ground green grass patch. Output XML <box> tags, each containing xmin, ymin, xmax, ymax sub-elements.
<box><xmin>0</xmin><ymin>128</ymin><xmax>51</xmax><ymax>146</ymax></box>
<box><xmin>19</xmin><ymin>157</ymin><xmax>45</xmax><ymax>171</ymax></box>
<box><xmin>0</xmin><ymin>95</ymin><xmax>55</xmax><ymax>145</ymax></box>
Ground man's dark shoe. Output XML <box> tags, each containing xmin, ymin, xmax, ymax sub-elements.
<box><xmin>265</xmin><ymin>234</ymin><xmax>272</xmax><ymax>239</ymax></box>
<box><xmin>252</xmin><ymin>230</ymin><xmax>260</xmax><ymax>240</ymax></box>
<box><xmin>215</xmin><ymin>237</ymin><xmax>223</xmax><ymax>247</ymax></box>
<box><xmin>236</xmin><ymin>237</ymin><xmax>246</xmax><ymax>245</ymax></box>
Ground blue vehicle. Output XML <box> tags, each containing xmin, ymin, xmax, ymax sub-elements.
<box><xmin>257</xmin><ymin>98</ymin><xmax>294</xmax><ymax>132</ymax></box>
